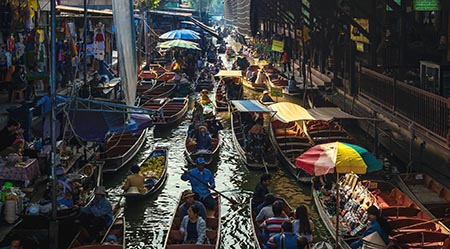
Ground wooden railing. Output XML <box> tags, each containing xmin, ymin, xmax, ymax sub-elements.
<box><xmin>359</xmin><ymin>67</ymin><xmax>449</xmax><ymax>143</ymax></box>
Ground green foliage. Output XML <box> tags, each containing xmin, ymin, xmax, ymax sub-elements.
<box><xmin>183</xmin><ymin>0</ymin><xmax>223</xmax><ymax>15</ymax></box>
<box><xmin>136</xmin><ymin>0</ymin><xmax>161</xmax><ymax>10</ymax></box>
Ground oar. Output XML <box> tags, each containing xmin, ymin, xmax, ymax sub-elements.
<box><xmin>260</xmin><ymin>154</ymin><xmax>269</xmax><ymax>174</ymax></box>
<box><xmin>181</xmin><ymin>167</ymin><xmax>240</xmax><ymax>205</ymax></box>
<box><xmin>113</xmin><ymin>191</ymin><xmax>126</xmax><ymax>214</ymax></box>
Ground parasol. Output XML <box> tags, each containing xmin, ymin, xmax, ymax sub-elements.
<box><xmin>158</xmin><ymin>39</ymin><xmax>201</xmax><ymax>50</ymax></box>
<box><xmin>159</xmin><ymin>29</ymin><xmax>201</xmax><ymax>40</ymax></box>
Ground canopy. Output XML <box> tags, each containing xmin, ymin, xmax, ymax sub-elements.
<box><xmin>268</xmin><ymin>102</ymin><xmax>368</xmax><ymax>123</ymax></box>
<box><xmin>190</xmin><ymin>17</ymin><xmax>221</xmax><ymax>38</ymax></box>
<box><xmin>159</xmin><ymin>29</ymin><xmax>200</xmax><ymax>40</ymax></box>
<box><xmin>295</xmin><ymin>142</ymin><xmax>382</xmax><ymax>176</ymax></box>
<box><xmin>158</xmin><ymin>39</ymin><xmax>200</xmax><ymax>50</ymax></box>
<box><xmin>230</xmin><ymin>100</ymin><xmax>272</xmax><ymax>113</ymax></box>
<box><xmin>215</xmin><ymin>70</ymin><xmax>242</xmax><ymax>78</ymax></box>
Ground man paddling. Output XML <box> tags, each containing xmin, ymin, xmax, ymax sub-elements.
<box><xmin>252</xmin><ymin>173</ymin><xmax>271</xmax><ymax>212</ymax></box>
<box><xmin>181</xmin><ymin>157</ymin><xmax>216</xmax><ymax>209</ymax></box>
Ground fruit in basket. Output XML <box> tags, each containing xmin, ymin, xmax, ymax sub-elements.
<box><xmin>139</xmin><ymin>156</ymin><xmax>165</xmax><ymax>179</ymax></box>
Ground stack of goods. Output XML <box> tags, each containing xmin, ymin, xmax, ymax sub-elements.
<box><xmin>139</xmin><ymin>151</ymin><xmax>165</xmax><ymax>188</ymax></box>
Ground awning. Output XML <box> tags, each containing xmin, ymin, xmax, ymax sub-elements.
<box><xmin>268</xmin><ymin>102</ymin><xmax>369</xmax><ymax>123</ymax></box>
<box><xmin>230</xmin><ymin>100</ymin><xmax>272</xmax><ymax>113</ymax></box>
<box><xmin>215</xmin><ymin>70</ymin><xmax>242</xmax><ymax>78</ymax></box>
<box><xmin>190</xmin><ymin>17</ymin><xmax>221</xmax><ymax>38</ymax></box>
<box><xmin>149</xmin><ymin>9</ymin><xmax>192</xmax><ymax>17</ymax></box>
<box><xmin>55</xmin><ymin>5</ymin><xmax>113</xmax><ymax>15</ymax></box>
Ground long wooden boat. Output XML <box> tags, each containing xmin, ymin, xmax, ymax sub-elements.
<box><xmin>136</xmin><ymin>81</ymin><xmax>155</xmax><ymax>94</ymax></box>
<box><xmin>250</xmin><ymin>198</ymin><xmax>293</xmax><ymax>249</ymax></box>
<box><xmin>242</xmin><ymin>65</ymin><xmax>266</xmax><ymax>92</ymax></box>
<box><xmin>195</xmin><ymin>72</ymin><xmax>215</xmax><ymax>92</ymax></box>
<box><xmin>269</xmin><ymin>120</ymin><xmax>313</xmax><ymax>183</ymax></box>
<box><xmin>141</xmin><ymin>83</ymin><xmax>177</xmax><ymax>101</ymax></box>
<box><xmin>141</xmin><ymin>97</ymin><xmax>189</xmax><ymax>126</ymax></box>
<box><xmin>397</xmin><ymin>173</ymin><xmax>450</xmax><ymax>230</ymax></box>
<box><xmin>229</xmin><ymin>101</ymin><xmax>278</xmax><ymax>170</ymax></box>
<box><xmin>102</xmin><ymin>129</ymin><xmax>147</xmax><ymax>173</ymax></box>
<box><xmin>124</xmin><ymin>146</ymin><xmax>169</xmax><ymax>201</ymax></box>
<box><xmin>163</xmin><ymin>193</ymin><xmax>221</xmax><ymax>248</ymax></box>
<box><xmin>185</xmin><ymin>126</ymin><xmax>221</xmax><ymax>166</ymax></box>
<box><xmin>214</xmin><ymin>76</ymin><xmax>244</xmax><ymax>111</ymax></box>
<box><xmin>262</xmin><ymin>64</ymin><xmax>288</xmax><ymax>93</ymax></box>
<box><xmin>305</xmin><ymin>120</ymin><xmax>353</xmax><ymax>144</ymax></box>
<box><xmin>312</xmin><ymin>175</ymin><xmax>450</xmax><ymax>249</ymax></box>
<box><xmin>69</xmin><ymin>208</ymin><xmax>125</xmax><ymax>248</ymax></box>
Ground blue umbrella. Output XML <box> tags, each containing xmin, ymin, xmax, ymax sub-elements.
<box><xmin>159</xmin><ymin>29</ymin><xmax>201</xmax><ymax>40</ymax></box>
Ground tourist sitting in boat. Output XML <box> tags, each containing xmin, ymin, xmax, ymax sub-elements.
<box><xmin>296</xmin><ymin>237</ymin><xmax>310</xmax><ymax>249</ymax></box>
<box><xmin>252</xmin><ymin>173</ymin><xmax>272</xmax><ymax>211</ymax></box>
<box><xmin>255</xmin><ymin>69</ymin><xmax>266</xmax><ymax>85</ymax></box>
<box><xmin>200</xmin><ymin>89</ymin><xmax>212</xmax><ymax>106</ymax></box>
<box><xmin>288</xmin><ymin>76</ymin><xmax>298</xmax><ymax>92</ymax></box>
<box><xmin>269</xmin><ymin>221</ymin><xmax>300</xmax><ymax>249</ymax></box>
<box><xmin>247</xmin><ymin>118</ymin><xmax>268</xmax><ymax>162</ymax></box>
<box><xmin>293</xmin><ymin>205</ymin><xmax>314</xmax><ymax>244</ymax></box>
<box><xmin>256</xmin><ymin>193</ymin><xmax>276</xmax><ymax>222</ymax></box>
<box><xmin>192</xmin><ymin>102</ymin><xmax>204</xmax><ymax>124</ymax></box>
<box><xmin>0</xmin><ymin>119</ymin><xmax>24</xmax><ymax>157</ymax></box>
<box><xmin>195</xmin><ymin>126</ymin><xmax>212</xmax><ymax>151</ymax></box>
<box><xmin>261</xmin><ymin>201</ymin><xmax>290</xmax><ymax>247</ymax></box>
<box><xmin>180</xmin><ymin>205</ymin><xmax>208</xmax><ymax>244</ymax></box>
<box><xmin>206</xmin><ymin>117</ymin><xmax>223</xmax><ymax>138</ymax></box>
<box><xmin>181</xmin><ymin>157</ymin><xmax>216</xmax><ymax>209</ymax></box>
<box><xmin>178</xmin><ymin>189</ymin><xmax>207</xmax><ymax>220</ymax></box>
<box><xmin>123</xmin><ymin>165</ymin><xmax>146</xmax><ymax>194</ymax></box>
<box><xmin>260</xmin><ymin>90</ymin><xmax>274</xmax><ymax>103</ymax></box>
<box><xmin>77</xmin><ymin>186</ymin><xmax>113</xmax><ymax>242</ymax></box>
<box><xmin>350</xmin><ymin>206</ymin><xmax>391</xmax><ymax>249</ymax></box>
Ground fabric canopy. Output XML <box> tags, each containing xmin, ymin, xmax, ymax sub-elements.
<box><xmin>159</xmin><ymin>29</ymin><xmax>200</xmax><ymax>40</ymax></box>
<box><xmin>190</xmin><ymin>17</ymin><xmax>221</xmax><ymax>38</ymax></box>
<box><xmin>230</xmin><ymin>100</ymin><xmax>272</xmax><ymax>113</ymax></box>
<box><xmin>215</xmin><ymin>70</ymin><xmax>242</xmax><ymax>77</ymax></box>
<box><xmin>268</xmin><ymin>102</ymin><xmax>369</xmax><ymax>123</ymax></box>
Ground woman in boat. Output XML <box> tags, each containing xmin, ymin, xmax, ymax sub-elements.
<box><xmin>123</xmin><ymin>165</ymin><xmax>146</xmax><ymax>194</ymax></box>
<box><xmin>350</xmin><ymin>206</ymin><xmax>391</xmax><ymax>249</ymax></box>
<box><xmin>200</xmin><ymin>89</ymin><xmax>212</xmax><ymax>106</ymax></box>
<box><xmin>192</xmin><ymin>102</ymin><xmax>204</xmax><ymax>124</ymax></box>
<box><xmin>260</xmin><ymin>90</ymin><xmax>274</xmax><ymax>103</ymax></box>
<box><xmin>293</xmin><ymin>205</ymin><xmax>314</xmax><ymax>244</ymax></box>
<box><xmin>195</xmin><ymin>126</ymin><xmax>212</xmax><ymax>151</ymax></box>
<box><xmin>180</xmin><ymin>205</ymin><xmax>207</xmax><ymax>244</ymax></box>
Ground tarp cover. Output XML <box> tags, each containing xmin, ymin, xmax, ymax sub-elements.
<box><xmin>230</xmin><ymin>100</ymin><xmax>272</xmax><ymax>113</ymax></box>
<box><xmin>269</xmin><ymin>102</ymin><xmax>368</xmax><ymax>123</ymax></box>
<box><xmin>113</xmin><ymin>0</ymin><xmax>137</xmax><ymax>106</ymax></box>
<box><xmin>215</xmin><ymin>70</ymin><xmax>242</xmax><ymax>77</ymax></box>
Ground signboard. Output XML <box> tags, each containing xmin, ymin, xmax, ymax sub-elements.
<box><xmin>271</xmin><ymin>40</ymin><xmax>284</xmax><ymax>52</ymax></box>
<box><xmin>356</xmin><ymin>42</ymin><xmax>364</xmax><ymax>52</ymax></box>
<box><xmin>413</xmin><ymin>0</ymin><xmax>440</xmax><ymax>11</ymax></box>
<box><xmin>350</xmin><ymin>18</ymin><xmax>369</xmax><ymax>44</ymax></box>
<box><xmin>386</xmin><ymin>0</ymin><xmax>401</xmax><ymax>11</ymax></box>
<box><xmin>271</xmin><ymin>88</ymin><xmax>282</xmax><ymax>97</ymax></box>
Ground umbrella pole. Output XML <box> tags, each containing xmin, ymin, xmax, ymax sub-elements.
<box><xmin>335</xmin><ymin>172</ymin><xmax>340</xmax><ymax>249</ymax></box>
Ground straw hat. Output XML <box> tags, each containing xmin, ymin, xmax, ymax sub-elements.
<box><xmin>199</xmin><ymin>125</ymin><xmax>207</xmax><ymax>131</ymax></box>
<box><xmin>263</xmin><ymin>90</ymin><xmax>269</xmax><ymax>94</ymax></box>
<box><xmin>201</xmin><ymin>89</ymin><xmax>209</xmax><ymax>94</ymax></box>
<box><xmin>94</xmin><ymin>186</ymin><xmax>107</xmax><ymax>196</ymax></box>
<box><xmin>182</xmin><ymin>189</ymin><xmax>196</xmax><ymax>199</ymax></box>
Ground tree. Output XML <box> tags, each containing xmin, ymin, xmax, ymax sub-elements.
<box><xmin>135</xmin><ymin>0</ymin><xmax>160</xmax><ymax>10</ymax></box>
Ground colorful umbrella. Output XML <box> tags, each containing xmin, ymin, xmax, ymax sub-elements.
<box><xmin>158</xmin><ymin>39</ymin><xmax>201</xmax><ymax>50</ymax></box>
<box><xmin>295</xmin><ymin>142</ymin><xmax>382</xmax><ymax>176</ymax></box>
<box><xmin>159</xmin><ymin>29</ymin><xmax>201</xmax><ymax>40</ymax></box>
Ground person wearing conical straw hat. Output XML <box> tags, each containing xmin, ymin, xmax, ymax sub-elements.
<box><xmin>200</xmin><ymin>89</ymin><xmax>212</xmax><ymax>106</ymax></box>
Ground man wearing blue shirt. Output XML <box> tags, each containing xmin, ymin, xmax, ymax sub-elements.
<box><xmin>181</xmin><ymin>157</ymin><xmax>216</xmax><ymax>209</ymax></box>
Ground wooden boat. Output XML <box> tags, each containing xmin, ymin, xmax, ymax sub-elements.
<box><xmin>102</xmin><ymin>129</ymin><xmax>147</xmax><ymax>173</ymax></box>
<box><xmin>230</xmin><ymin>100</ymin><xmax>278</xmax><ymax>170</ymax></box>
<box><xmin>124</xmin><ymin>146</ymin><xmax>169</xmax><ymax>200</ymax></box>
<box><xmin>141</xmin><ymin>97</ymin><xmax>189</xmax><ymax>126</ymax></box>
<box><xmin>312</xmin><ymin>175</ymin><xmax>450</xmax><ymax>249</ymax></box>
<box><xmin>242</xmin><ymin>65</ymin><xmax>266</xmax><ymax>92</ymax></box>
<box><xmin>163</xmin><ymin>193</ymin><xmax>221</xmax><ymax>248</ymax></box>
<box><xmin>139</xmin><ymin>64</ymin><xmax>167</xmax><ymax>81</ymax></box>
<box><xmin>136</xmin><ymin>81</ymin><xmax>155</xmax><ymax>94</ymax></box>
<box><xmin>185</xmin><ymin>126</ymin><xmax>221</xmax><ymax>166</ymax></box>
<box><xmin>397</xmin><ymin>173</ymin><xmax>450</xmax><ymax>229</ymax></box>
<box><xmin>141</xmin><ymin>83</ymin><xmax>177</xmax><ymax>101</ymax></box>
<box><xmin>69</xmin><ymin>208</ymin><xmax>125</xmax><ymax>248</ymax></box>
<box><xmin>214</xmin><ymin>76</ymin><xmax>244</xmax><ymax>111</ymax></box>
<box><xmin>250</xmin><ymin>198</ymin><xmax>293</xmax><ymax>249</ymax></box>
<box><xmin>195</xmin><ymin>72</ymin><xmax>215</xmax><ymax>92</ymax></box>
<box><xmin>305</xmin><ymin>120</ymin><xmax>353</xmax><ymax>144</ymax></box>
<box><xmin>262</xmin><ymin>64</ymin><xmax>288</xmax><ymax>92</ymax></box>
<box><xmin>269</xmin><ymin>120</ymin><xmax>313</xmax><ymax>183</ymax></box>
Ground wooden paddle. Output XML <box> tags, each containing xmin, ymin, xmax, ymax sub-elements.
<box><xmin>181</xmin><ymin>167</ymin><xmax>240</xmax><ymax>205</ymax></box>
<box><xmin>113</xmin><ymin>191</ymin><xmax>126</xmax><ymax>214</ymax></box>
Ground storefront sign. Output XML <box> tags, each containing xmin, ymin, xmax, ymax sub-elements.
<box><xmin>350</xmin><ymin>18</ymin><xmax>369</xmax><ymax>44</ymax></box>
<box><xmin>413</xmin><ymin>0</ymin><xmax>440</xmax><ymax>11</ymax></box>
<box><xmin>271</xmin><ymin>40</ymin><xmax>284</xmax><ymax>52</ymax></box>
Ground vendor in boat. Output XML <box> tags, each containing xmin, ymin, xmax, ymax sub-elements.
<box><xmin>252</xmin><ymin>173</ymin><xmax>272</xmax><ymax>211</ymax></box>
<box><xmin>350</xmin><ymin>206</ymin><xmax>391</xmax><ymax>249</ymax></box>
<box><xmin>255</xmin><ymin>69</ymin><xmax>266</xmax><ymax>85</ymax></box>
<box><xmin>178</xmin><ymin>189</ymin><xmax>207</xmax><ymax>220</ymax></box>
<box><xmin>77</xmin><ymin>186</ymin><xmax>113</xmax><ymax>241</ymax></box>
<box><xmin>206</xmin><ymin>116</ymin><xmax>223</xmax><ymax>138</ymax></box>
<box><xmin>195</xmin><ymin>126</ymin><xmax>212</xmax><ymax>151</ymax></box>
<box><xmin>200</xmin><ymin>89</ymin><xmax>212</xmax><ymax>106</ymax></box>
<box><xmin>181</xmin><ymin>157</ymin><xmax>216</xmax><ymax>209</ymax></box>
<box><xmin>180</xmin><ymin>205</ymin><xmax>207</xmax><ymax>244</ymax></box>
<box><xmin>123</xmin><ymin>165</ymin><xmax>146</xmax><ymax>194</ymax></box>
<box><xmin>192</xmin><ymin>102</ymin><xmax>204</xmax><ymax>124</ymax></box>
<box><xmin>260</xmin><ymin>90</ymin><xmax>274</xmax><ymax>103</ymax></box>
<box><xmin>0</xmin><ymin>119</ymin><xmax>24</xmax><ymax>157</ymax></box>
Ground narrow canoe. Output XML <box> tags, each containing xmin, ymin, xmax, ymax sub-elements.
<box><xmin>185</xmin><ymin>127</ymin><xmax>221</xmax><ymax>166</ymax></box>
<box><xmin>102</xmin><ymin>129</ymin><xmax>147</xmax><ymax>173</ymax></box>
<box><xmin>195</xmin><ymin>74</ymin><xmax>215</xmax><ymax>92</ymax></box>
<box><xmin>124</xmin><ymin>146</ymin><xmax>169</xmax><ymax>201</ymax></box>
<box><xmin>142</xmin><ymin>83</ymin><xmax>177</xmax><ymax>101</ymax></box>
<box><xmin>305</xmin><ymin>120</ymin><xmax>354</xmax><ymax>145</ymax></box>
<box><xmin>164</xmin><ymin>193</ymin><xmax>221</xmax><ymax>248</ymax></box>
<box><xmin>142</xmin><ymin>97</ymin><xmax>189</xmax><ymax>126</ymax></box>
<box><xmin>214</xmin><ymin>77</ymin><xmax>243</xmax><ymax>111</ymax></box>
<box><xmin>242</xmin><ymin>66</ymin><xmax>266</xmax><ymax>92</ymax></box>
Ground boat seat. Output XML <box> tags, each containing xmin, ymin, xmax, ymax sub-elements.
<box><xmin>206</xmin><ymin>230</ymin><xmax>217</xmax><ymax>243</ymax></box>
<box><xmin>381</xmin><ymin>206</ymin><xmax>421</xmax><ymax>218</ymax></box>
<box><xmin>206</xmin><ymin>218</ymin><xmax>218</xmax><ymax>230</ymax></box>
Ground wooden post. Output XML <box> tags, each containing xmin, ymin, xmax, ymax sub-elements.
<box><xmin>335</xmin><ymin>172</ymin><xmax>340</xmax><ymax>249</ymax></box>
